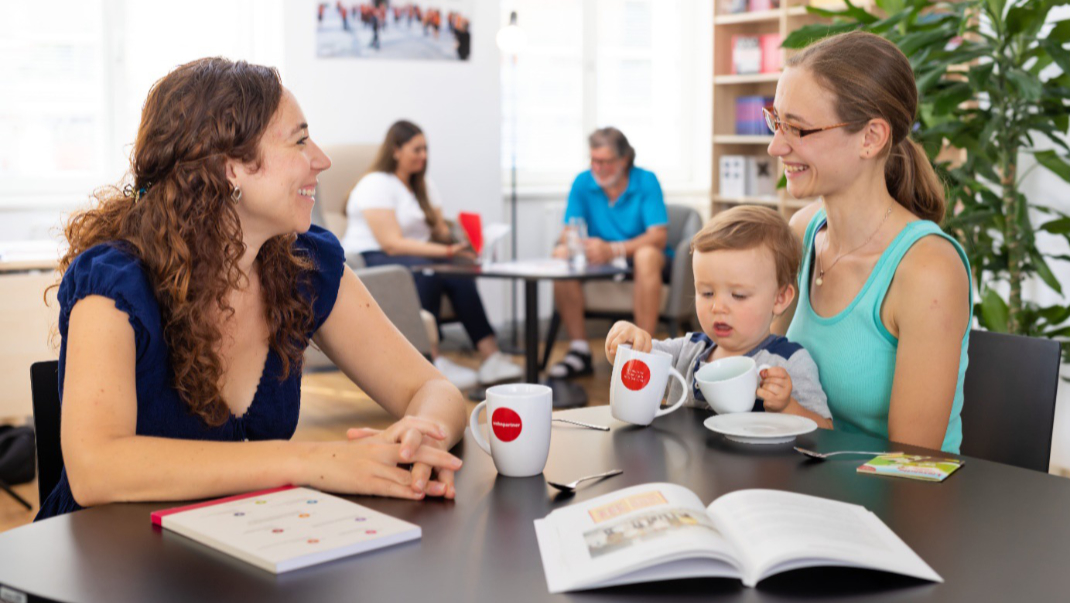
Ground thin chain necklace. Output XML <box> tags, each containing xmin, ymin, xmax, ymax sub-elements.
<box><xmin>815</xmin><ymin>203</ymin><xmax>894</xmax><ymax>287</ymax></box>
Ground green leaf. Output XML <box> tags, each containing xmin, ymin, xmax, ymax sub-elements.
<box><xmin>932</xmin><ymin>82</ymin><xmax>974</xmax><ymax>115</ymax></box>
<box><xmin>1034</xmin><ymin>150</ymin><xmax>1070</xmax><ymax>184</ymax></box>
<box><xmin>1040</xmin><ymin>39</ymin><xmax>1070</xmax><ymax>76</ymax></box>
<box><xmin>981</xmin><ymin>288</ymin><xmax>1010</xmax><ymax>333</ymax></box>
<box><xmin>1006</xmin><ymin>2</ymin><xmax>1045</xmax><ymax>37</ymax></box>
<box><xmin>984</xmin><ymin>0</ymin><xmax>1007</xmax><ymax>27</ymax></box>
<box><xmin>875</xmin><ymin>0</ymin><xmax>908</xmax><ymax>14</ymax></box>
<box><xmin>1040</xmin><ymin>216</ymin><xmax>1070</xmax><ymax>234</ymax></box>
<box><xmin>1049</xmin><ymin>19</ymin><xmax>1070</xmax><ymax>44</ymax></box>
<box><xmin>1006</xmin><ymin>69</ymin><xmax>1044</xmax><ymax>101</ymax></box>
<box><xmin>782</xmin><ymin>22</ymin><xmax>862</xmax><ymax>49</ymax></box>
<box><xmin>898</xmin><ymin>29</ymin><xmax>955</xmax><ymax>57</ymax></box>
<box><xmin>1037</xmin><ymin>303</ymin><xmax>1070</xmax><ymax>325</ymax></box>
<box><xmin>1031</xmin><ymin>250</ymin><xmax>1063</xmax><ymax>294</ymax></box>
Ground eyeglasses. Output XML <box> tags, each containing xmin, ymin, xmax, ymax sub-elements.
<box><xmin>762</xmin><ymin>107</ymin><xmax>858</xmax><ymax>139</ymax></box>
<box><xmin>590</xmin><ymin>156</ymin><xmax>623</xmax><ymax>168</ymax></box>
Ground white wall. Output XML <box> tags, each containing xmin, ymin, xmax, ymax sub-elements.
<box><xmin>281</xmin><ymin>0</ymin><xmax>507</xmax><ymax>327</ymax></box>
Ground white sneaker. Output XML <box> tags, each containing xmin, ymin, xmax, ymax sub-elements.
<box><xmin>478</xmin><ymin>352</ymin><xmax>523</xmax><ymax>385</ymax></box>
<box><xmin>434</xmin><ymin>356</ymin><xmax>478</xmax><ymax>390</ymax></box>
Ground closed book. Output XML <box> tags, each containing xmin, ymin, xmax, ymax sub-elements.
<box><xmin>152</xmin><ymin>486</ymin><xmax>421</xmax><ymax>573</ymax></box>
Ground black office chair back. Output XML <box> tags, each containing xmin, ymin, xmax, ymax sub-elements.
<box><xmin>29</xmin><ymin>360</ymin><xmax>63</xmax><ymax>504</ymax></box>
<box><xmin>961</xmin><ymin>329</ymin><xmax>1061</xmax><ymax>472</ymax></box>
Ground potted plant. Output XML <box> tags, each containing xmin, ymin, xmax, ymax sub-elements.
<box><xmin>783</xmin><ymin>0</ymin><xmax>1070</xmax><ymax>342</ymax></box>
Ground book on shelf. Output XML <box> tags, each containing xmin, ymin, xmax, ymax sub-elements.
<box><xmin>731</xmin><ymin>35</ymin><xmax>782</xmax><ymax>75</ymax></box>
<box><xmin>858</xmin><ymin>453</ymin><xmax>965</xmax><ymax>482</ymax></box>
<box><xmin>720</xmin><ymin>155</ymin><xmax>777</xmax><ymax>199</ymax></box>
<box><xmin>720</xmin><ymin>0</ymin><xmax>781</xmax><ymax>12</ymax></box>
<box><xmin>760</xmin><ymin>33</ymin><xmax>783</xmax><ymax>73</ymax></box>
<box><xmin>735</xmin><ymin>95</ymin><xmax>774</xmax><ymax>135</ymax></box>
<box><xmin>731</xmin><ymin>35</ymin><xmax>762</xmax><ymax>75</ymax></box>
<box><xmin>747</xmin><ymin>156</ymin><xmax>778</xmax><ymax>197</ymax></box>
<box><xmin>719</xmin><ymin>156</ymin><xmax>748</xmax><ymax>198</ymax></box>
<box><xmin>720</xmin><ymin>0</ymin><xmax>750</xmax><ymax>14</ymax></box>
<box><xmin>534</xmin><ymin>482</ymin><xmax>942</xmax><ymax>593</ymax></box>
<box><xmin>151</xmin><ymin>486</ymin><xmax>421</xmax><ymax>574</ymax></box>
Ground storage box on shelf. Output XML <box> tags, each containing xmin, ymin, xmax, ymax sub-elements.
<box><xmin>711</xmin><ymin>0</ymin><xmax>871</xmax><ymax>218</ymax></box>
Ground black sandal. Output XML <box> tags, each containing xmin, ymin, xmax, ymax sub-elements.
<box><xmin>548</xmin><ymin>350</ymin><xmax>594</xmax><ymax>379</ymax></box>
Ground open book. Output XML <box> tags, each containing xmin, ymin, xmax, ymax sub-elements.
<box><xmin>152</xmin><ymin>486</ymin><xmax>420</xmax><ymax>574</ymax></box>
<box><xmin>534</xmin><ymin>483</ymin><xmax>941</xmax><ymax>592</ymax></box>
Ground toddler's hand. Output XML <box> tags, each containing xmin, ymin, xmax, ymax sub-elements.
<box><xmin>756</xmin><ymin>366</ymin><xmax>793</xmax><ymax>412</ymax></box>
<box><xmin>605</xmin><ymin>321</ymin><xmax>652</xmax><ymax>363</ymax></box>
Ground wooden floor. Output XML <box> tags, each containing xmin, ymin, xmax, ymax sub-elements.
<box><xmin>0</xmin><ymin>338</ymin><xmax>613</xmax><ymax>534</ymax></box>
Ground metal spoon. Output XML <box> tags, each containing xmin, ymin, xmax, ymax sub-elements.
<box><xmin>546</xmin><ymin>469</ymin><xmax>623</xmax><ymax>492</ymax></box>
<box><xmin>552</xmin><ymin>418</ymin><xmax>610</xmax><ymax>431</ymax></box>
<box><xmin>794</xmin><ymin>446</ymin><xmax>895</xmax><ymax>460</ymax></box>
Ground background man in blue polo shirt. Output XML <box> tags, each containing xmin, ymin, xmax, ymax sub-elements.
<box><xmin>548</xmin><ymin>127</ymin><xmax>669</xmax><ymax>379</ymax></box>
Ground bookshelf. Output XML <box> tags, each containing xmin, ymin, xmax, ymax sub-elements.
<box><xmin>711</xmin><ymin>0</ymin><xmax>875</xmax><ymax>217</ymax></box>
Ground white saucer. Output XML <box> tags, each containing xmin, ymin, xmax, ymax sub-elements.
<box><xmin>703</xmin><ymin>413</ymin><xmax>818</xmax><ymax>445</ymax></box>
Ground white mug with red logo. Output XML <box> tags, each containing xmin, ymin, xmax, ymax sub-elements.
<box><xmin>610</xmin><ymin>344</ymin><xmax>688</xmax><ymax>426</ymax></box>
<box><xmin>469</xmin><ymin>383</ymin><xmax>552</xmax><ymax>477</ymax></box>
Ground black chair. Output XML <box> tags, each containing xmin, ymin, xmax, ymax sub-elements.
<box><xmin>30</xmin><ymin>360</ymin><xmax>63</xmax><ymax>505</ymax></box>
<box><xmin>960</xmin><ymin>329</ymin><xmax>1061</xmax><ymax>472</ymax></box>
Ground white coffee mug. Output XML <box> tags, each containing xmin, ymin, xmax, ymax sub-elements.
<box><xmin>694</xmin><ymin>356</ymin><xmax>770</xmax><ymax>415</ymax></box>
<box><xmin>610</xmin><ymin>345</ymin><xmax>688</xmax><ymax>426</ymax></box>
<box><xmin>469</xmin><ymin>383</ymin><xmax>552</xmax><ymax>477</ymax></box>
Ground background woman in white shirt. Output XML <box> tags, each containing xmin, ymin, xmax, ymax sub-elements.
<box><xmin>342</xmin><ymin>120</ymin><xmax>521</xmax><ymax>388</ymax></box>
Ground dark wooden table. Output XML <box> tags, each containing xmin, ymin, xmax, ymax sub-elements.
<box><xmin>2</xmin><ymin>405</ymin><xmax>1069</xmax><ymax>602</ymax></box>
<box><xmin>416</xmin><ymin>262</ymin><xmax>628</xmax><ymax>384</ymax></box>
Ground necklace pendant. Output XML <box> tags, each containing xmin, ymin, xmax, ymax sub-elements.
<box><xmin>815</xmin><ymin>271</ymin><xmax>824</xmax><ymax>287</ymax></box>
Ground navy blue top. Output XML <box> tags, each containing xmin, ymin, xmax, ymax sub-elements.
<box><xmin>35</xmin><ymin>226</ymin><xmax>346</xmax><ymax>520</ymax></box>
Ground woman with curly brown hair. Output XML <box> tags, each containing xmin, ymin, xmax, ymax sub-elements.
<box><xmin>36</xmin><ymin>57</ymin><xmax>467</xmax><ymax>520</ymax></box>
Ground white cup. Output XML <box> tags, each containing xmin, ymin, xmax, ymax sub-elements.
<box><xmin>694</xmin><ymin>356</ymin><xmax>770</xmax><ymax>415</ymax></box>
<box><xmin>469</xmin><ymin>383</ymin><xmax>552</xmax><ymax>477</ymax></box>
<box><xmin>610</xmin><ymin>345</ymin><xmax>688</xmax><ymax>426</ymax></box>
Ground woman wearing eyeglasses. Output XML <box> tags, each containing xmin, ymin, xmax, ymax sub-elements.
<box><xmin>768</xmin><ymin>31</ymin><xmax>972</xmax><ymax>454</ymax></box>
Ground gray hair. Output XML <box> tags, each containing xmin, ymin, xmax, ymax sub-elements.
<box><xmin>588</xmin><ymin>127</ymin><xmax>635</xmax><ymax>170</ymax></box>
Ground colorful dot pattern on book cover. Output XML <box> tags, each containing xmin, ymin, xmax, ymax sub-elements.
<box><xmin>857</xmin><ymin>453</ymin><xmax>964</xmax><ymax>482</ymax></box>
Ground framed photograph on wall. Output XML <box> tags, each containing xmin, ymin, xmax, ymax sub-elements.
<box><xmin>317</xmin><ymin>1</ymin><xmax>473</xmax><ymax>61</ymax></box>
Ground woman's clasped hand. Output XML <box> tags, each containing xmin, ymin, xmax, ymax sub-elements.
<box><xmin>344</xmin><ymin>416</ymin><xmax>462</xmax><ymax>499</ymax></box>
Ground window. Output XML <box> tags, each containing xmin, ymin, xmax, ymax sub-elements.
<box><xmin>500</xmin><ymin>0</ymin><xmax>708</xmax><ymax>193</ymax></box>
<box><xmin>0</xmin><ymin>0</ymin><xmax>283</xmax><ymax>210</ymax></box>
<box><xmin>0</xmin><ymin>1</ymin><xmax>108</xmax><ymax>204</ymax></box>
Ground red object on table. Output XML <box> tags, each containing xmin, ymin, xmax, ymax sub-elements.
<box><xmin>459</xmin><ymin>212</ymin><xmax>483</xmax><ymax>254</ymax></box>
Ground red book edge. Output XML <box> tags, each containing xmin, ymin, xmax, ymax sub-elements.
<box><xmin>151</xmin><ymin>485</ymin><xmax>296</xmax><ymax>526</ymax></box>
<box><xmin>458</xmin><ymin>212</ymin><xmax>483</xmax><ymax>254</ymax></box>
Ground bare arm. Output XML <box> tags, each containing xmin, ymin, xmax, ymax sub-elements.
<box><xmin>313</xmin><ymin>266</ymin><xmax>468</xmax><ymax>497</ymax></box>
<box><xmin>772</xmin><ymin>201</ymin><xmax>822</xmax><ymax>335</ymax></box>
<box><xmin>62</xmin><ymin>296</ymin><xmax>458</xmax><ymax>507</ymax></box>
<box><xmin>362</xmin><ymin>208</ymin><xmax>464</xmax><ymax>258</ymax></box>
<box><xmin>886</xmin><ymin>237</ymin><xmax>971</xmax><ymax>450</ymax></box>
<box><xmin>312</xmin><ymin>266</ymin><xmax>467</xmax><ymax>447</ymax></box>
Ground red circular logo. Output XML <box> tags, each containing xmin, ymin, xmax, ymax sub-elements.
<box><xmin>621</xmin><ymin>360</ymin><xmax>651</xmax><ymax>391</ymax></box>
<box><xmin>491</xmin><ymin>407</ymin><xmax>523</xmax><ymax>442</ymax></box>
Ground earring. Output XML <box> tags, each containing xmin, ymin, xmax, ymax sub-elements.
<box><xmin>231</xmin><ymin>186</ymin><xmax>242</xmax><ymax>203</ymax></box>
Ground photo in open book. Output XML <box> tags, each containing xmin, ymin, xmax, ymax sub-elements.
<box><xmin>584</xmin><ymin>508</ymin><xmax>722</xmax><ymax>560</ymax></box>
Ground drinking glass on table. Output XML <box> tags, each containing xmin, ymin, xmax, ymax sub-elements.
<box><xmin>566</xmin><ymin>217</ymin><xmax>588</xmax><ymax>271</ymax></box>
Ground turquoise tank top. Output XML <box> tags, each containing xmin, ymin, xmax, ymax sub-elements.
<box><xmin>786</xmin><ymin>209</ymin><xmax>972</xmax><ymax>453</ymax></box>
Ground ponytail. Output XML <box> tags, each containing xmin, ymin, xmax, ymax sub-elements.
<box><xmin>885</xmin><ymin>137</ymin><xmax>945</xmax><ymax>224</ymax></box>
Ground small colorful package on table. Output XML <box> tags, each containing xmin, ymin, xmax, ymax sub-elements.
<box><xmin>857</xmin><ymin>453</ymin><xmax>964</xmax><ymax>482</ymax></box>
